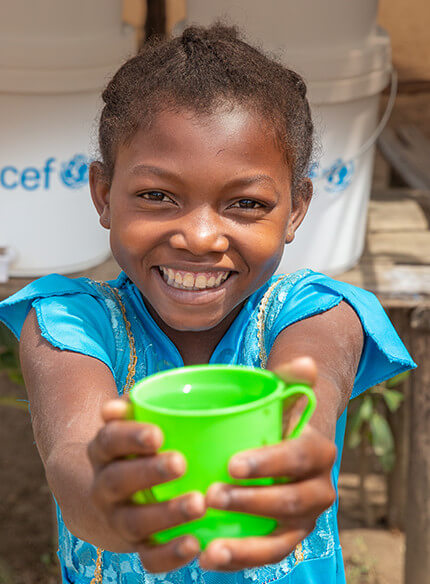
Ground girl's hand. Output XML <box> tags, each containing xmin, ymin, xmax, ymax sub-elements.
<box><xmin>201</xmin><ymin>358</ymin><xmax>337</xmax><ymax>572</ymax></box>
<box><xmin>87</xmin><ymin>400</ymin><xmax>206</xmax><ymax>573</ymax></box>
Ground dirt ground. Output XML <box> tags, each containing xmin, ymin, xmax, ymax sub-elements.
<box><xmin>1</xmin><ymin>91</ymin><xmax>429</xmax><ymax>583</ymax></box>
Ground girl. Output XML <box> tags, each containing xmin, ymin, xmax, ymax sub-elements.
<box><xmin>0</xmin><ymin>24</ymin><xmax>415</xmax><ymax>584</ymax></box>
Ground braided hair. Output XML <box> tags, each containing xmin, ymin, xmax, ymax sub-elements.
<box><xmin>98</xmin><ymin>23</ymin><xmax>314</xmax><ymax>200</ymax></box>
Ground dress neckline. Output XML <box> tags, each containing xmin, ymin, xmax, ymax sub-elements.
<box><xmin>120</xmin><ymin>272</ymin><xmax>272</xmax><ymax>366</ymax></box>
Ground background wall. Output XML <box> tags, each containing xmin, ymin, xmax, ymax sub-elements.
<box><xmin>378</xmin><ymin>0</ymin><xmax>430</xmax><ymax>83</ymax></box>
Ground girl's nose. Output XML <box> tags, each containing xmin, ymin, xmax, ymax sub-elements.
<box><xmin>169</xmin><ymin>210</ymin><xmax>229</xmax><ymax>256</ymax></box>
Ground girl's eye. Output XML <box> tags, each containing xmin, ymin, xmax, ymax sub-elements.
<box><xmin>230</xmin><ymin>199</ymin><xmax>265</xmax><ymax>209</ymax></box>
<box><xmin>138</xmin><ymin>191</ymin><xmax>174</xmax><ymax>203</ymax></box>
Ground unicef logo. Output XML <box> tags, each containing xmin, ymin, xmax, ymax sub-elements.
<box><xmin>60</xmin><ymin>154</ymin><xmax>89</xmax><ymax>189</ymax></box>
<box><xmin>323</xmin><ymin>158</ymin><xmax>354</xmax><ymax>193</ymax></box>
<box><xmin>307</xmin><ymin>158</ymin><xmax>355</xmax><ymax>194</ymax></box>
<box><xmin>0</xmin><ymin>154</ymin><xmax>90</xmax><ymax>192</ymax></box>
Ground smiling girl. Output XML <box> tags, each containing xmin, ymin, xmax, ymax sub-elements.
<box><xmin>0</xmin><ymin>24</ymin><xmax>415</xmax><ymax>584</ymax></box>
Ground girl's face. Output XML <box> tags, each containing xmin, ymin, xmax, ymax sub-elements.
<box><xmin>91</xmin><ymin>104</ymin><xmax>310</xmax><ymax>333</ymax></box>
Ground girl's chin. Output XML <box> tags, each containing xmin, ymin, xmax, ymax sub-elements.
<box><xmin>156</xmin><ymin>310</ymin><xmax>227</xmax><ymax>333</ymax></box>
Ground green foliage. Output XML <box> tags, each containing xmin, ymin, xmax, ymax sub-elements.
<box><xmin>346</xmin><ymin>373</ymin><xmax>409</xmax><ymax>472</ymax></box>
<box><xmin>0</xmin><ymin>322</ymin><xmax>27</xmax><ymax>411</ymax></box>
<box><xmin>0</xmin><ymin>322</ymin><xmax>24</xmax><ymax>385</ymax></box>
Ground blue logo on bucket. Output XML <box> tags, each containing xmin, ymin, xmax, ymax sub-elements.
<box><xmin>59</xmin><ymin>155</ymin><xmax>89</xmax><ymax>189</ymax></box>
<box><xmin>307</xmin><ymin>158</ymin><xmax>355</xmax><ymax>193</ymax></box>
<box><xmin>0</xmin><ymin>155</ymin><xmax>89</xmax><ymax>191</ymax></box>
<box><xmin>323</xmin><ymin>158</ymin><xmax>354</xmax><ymax>193</ymax></box>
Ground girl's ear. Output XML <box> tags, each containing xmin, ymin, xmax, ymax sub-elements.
<box><xmin>89</xmin><ymin>162</ymin><xmax>111</xmax><ymax>229</ymax></box>
<box><xmin>285</xmin><ymin>178</ymin><xmax>313</xmax><ymax>244</ymax></box>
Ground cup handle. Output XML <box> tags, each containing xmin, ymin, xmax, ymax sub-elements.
<box><xmin>279</xmin><ymin>383</ymin><xmax>317</xmax><ymax>440</ymax></box>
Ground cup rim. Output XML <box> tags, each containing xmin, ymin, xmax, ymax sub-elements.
<box><xmin>129</xmin><ymin>364</ymin><xmax>285</xmax><ymax>418</ymax></box>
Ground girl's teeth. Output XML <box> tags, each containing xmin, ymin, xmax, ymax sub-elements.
<box><xmin>167</xmin><ymin>268</ymin><xmax>175</xmax><ymax>285</ymax></box>
<box><xmin>195</xmin><ymin>275</ymin><xmax>207</xmax><ymax>289</ymax></box>
<box><xmin>182</xmin><ymin>274</ymin><xmax>194</xmax><ymax>288</ymax></box>
<box><xmin>159</xmin><ymin>268</ymin><xmax>230</xmax><ymax>290</ymax></box>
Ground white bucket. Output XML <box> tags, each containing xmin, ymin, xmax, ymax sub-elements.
<box><xmin>276</xmin><ymin>29</ymin><xmax>393</xmax><ymax>275</ymax></box>
<box><xmin>0</xmin><ymin>0</ymin><xmax>135</xmax><ymax>277</ymax></box>
<box><xmin>182</xmin><ymin>0</ymin><xmax>392</xmax><ymax>275</ymax></box>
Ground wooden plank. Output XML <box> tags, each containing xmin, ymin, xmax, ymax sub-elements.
<box><xmin>372</xmin><ymin>187</ymin><xmax>430</xmax><ymax>217</ymax></box>
<box><xmin>368</xmin><ymin>199</ymin><xmax>428</xmax><ymax>232</ymax></box>
<box><xmin>338</xmin><ymin>262</ymin><xmax>430</xmax><ymax>305</ymax></box>
<box><xmin>363</xmin><ymin>231</ymin><xmax>430</xmax><ymax>264</ymax></box>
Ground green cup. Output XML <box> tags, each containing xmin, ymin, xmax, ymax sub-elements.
<box><xmin>129</xmin><ymin>364</ymin><xmax>316</xmax><ymax>548</ymax></box>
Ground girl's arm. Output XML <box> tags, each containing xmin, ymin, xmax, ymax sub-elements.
<box><xmin>200</xmin><ymin>301</ymin><xmax>364</xmax><ymax>571</ymax></box>
<box><xmin>19</xmin><ymin>308</ymin><xmax>205</xmax><ymax>569</ymax></box>
<box><xmin>268</xmin><ymin>299</ymin><xmax>364</xmax><ymax>439</ymax></box>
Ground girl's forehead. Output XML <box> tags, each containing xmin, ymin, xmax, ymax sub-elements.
<box><xmin>116</xmin><ymin>105</ymin><xmax>290</xmax><ymax>179</ymax></box>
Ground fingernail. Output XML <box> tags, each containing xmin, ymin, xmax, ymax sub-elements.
<box><xmin>137</xmin><ymin>428</ymin><xmax>151</xmax><ymax>446</ymax></box>
<box><xmin>181</xmin><ymin>492</ymin><xmax>205</xmax><ymax>518</ymax></box>
<box><xmin>158</xmin><ymin>453</ymin><xmax>185</xmax><ymax>478</ymax></box>
<box><xmin>138</xmin><ymin>426</ymin><xmax>163</xmax><ymax>449</ymax></box>
<box><xmin>176</xmin><ymin>537</ymin><xmax>198</xmax><ymax>558</ymax></box>
<box><xmin>167</xmin><ymin>453</ymin><xmax>186</xmax><ymax>476</ymax></box>
<box><xmin>229</xmin><ymin>455</ymin><xmax>250</xmax><ymax>478</ymax></box>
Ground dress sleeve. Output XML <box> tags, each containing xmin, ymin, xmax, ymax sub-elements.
<box><xmin>267</xmin><ymin>271</ymin><xmax>416</xmax><ymax>399</ymax></box>
<box><xmin>0</xmin><ymin>274</ymin><xmax>116</xmax><ymax>377</ymax></box>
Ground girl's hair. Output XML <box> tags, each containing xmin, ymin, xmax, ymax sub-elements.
<box><xmin>98</xmin><ymin>23</ymin><xmax>314</xmax><ymax>200</ymax></box>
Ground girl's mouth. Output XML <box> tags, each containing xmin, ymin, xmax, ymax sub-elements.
<box><xmin>158</xmin><ymin>266</ymin><xmax>232</xmax><ymax>291</ymax></box>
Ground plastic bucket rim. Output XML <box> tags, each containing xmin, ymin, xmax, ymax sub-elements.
<box><xmin>130</xmin><ymin>364</ymin><xmax>286</xmax><ymax>418</ymax></box>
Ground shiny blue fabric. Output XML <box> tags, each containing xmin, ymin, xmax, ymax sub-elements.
<box><xmin>0</xmin><ymin>269</ymin><xmax>415</xmax><ymax>584</ymax></box>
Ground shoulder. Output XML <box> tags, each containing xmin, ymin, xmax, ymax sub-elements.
<box><xmin>265</xmin><ymin>269</ymin><xmax>386</xmax><ymax>334</ymax></box>
<box><xmin>265</xmin><ymin>270</ymin><xmax>416</xmax><ymax>397</ymax></box>
<box><xmin>0</xmin><ymin>273</ymin><xmax>127</xmax><ymax>378</ymax></box>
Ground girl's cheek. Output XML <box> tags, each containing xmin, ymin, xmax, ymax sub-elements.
<box><xmin>246</xmin><ymin>227</ymin><xmax>286</xmax><ymax>261</ymax></box>
<box><xmin>114</xmin><ymin>221</ymin><xmax>154</xmax><ymax>253</ymax></box>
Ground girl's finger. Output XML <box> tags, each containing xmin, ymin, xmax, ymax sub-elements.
<box><xmin>228</xmin><ymin>427</ymin><xmax>336</xmax><ymax>480</ymax></box>
<box><xmin>92</xmin><ymin>451</ymin><xmax>186</xmax><ymax>504</ymax></box>
<box><xmin>206</xmin><ymin>478</ymin><xmax>336</xmax><ymax>520</ymax></box>
<box><xmin>101</xmin><ymin>398</ymin><xmax>132</xmax><ymax>422</ymax></box>
<box><xmin>88</xmin><ymin>420</ymin><xmax>164</xmax><ymax>467</ymax></box>
<box><xmin>199</xmin><ymin>528</ymin><xmax>311</xmax><ymax>571</ymax></box>
<box><xmin>137</xmin><ymin>535</ymin><xmax>200</xmax><ymax>573</ymax></box>
<box><xmin>110</xmin><ymin>492</ymin><xmax>206</xmax><ymax>542</ymax></box>
<box><xmin>272</xmin><ymin>357</ymin><xmax>317</xmax><ymax>386</ymax></box>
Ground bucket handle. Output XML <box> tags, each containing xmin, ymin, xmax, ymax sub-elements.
<box><xmin>348</xmin><ymin>67</ymin><xmax>398</xmax><ymax>162</ymax></box>
<box><xmin>279</xmin><ymin>383</ymin><xmax>317</xmax><ymax>440</ymax></box>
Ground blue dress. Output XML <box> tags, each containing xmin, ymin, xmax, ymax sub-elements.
<box><xmin>0</xmin><ymin>269</ymin><xmax>415</xmax><ymax>584</ymax></box>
